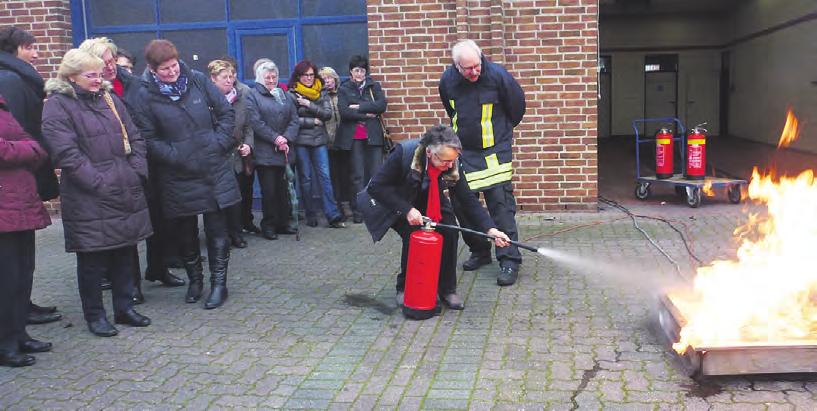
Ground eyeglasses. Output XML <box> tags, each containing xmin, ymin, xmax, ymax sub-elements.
<box><xmin>457</xmin><ymin>62</ymin><xmax>481</xmax><ymax>73</ymax></box>
<box><xmin>350</xmin><ymin>67</ymin><xmax>367</xmax><ymax>74</ymax></box>
<box><xmin>301</xmin><ymin>72</ymin><xmax>315</xmax><ymax>78</ymax></box>
<box><xmin>81</xmin><ymin>72</ymin><xmax>104</xmax><ymax>80</ymax></box>
<box><xmin>432</xmin><ymin>152</ymin><xmax>458</xmax><ymax>166</ymax></box>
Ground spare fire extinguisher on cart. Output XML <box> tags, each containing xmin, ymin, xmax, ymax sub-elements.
<box><xmin>685</xmin><ymin>123</ymin><xmax>707</xmax><ymax>180</ymax></box>
<box><xmin>403</xmin><ymin>224</ymin><xmax>443</xmax><ymax>320</ymax></box>
<box><xmin>655</xmin><ymin>128</ymin><xmax>674</xmax><ymax>179</ymax></box>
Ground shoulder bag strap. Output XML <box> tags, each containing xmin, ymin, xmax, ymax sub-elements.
<box><xmin>102</xmin><ymin>92</ymin><xmax>132</xmax><ymax>155</ymax></box>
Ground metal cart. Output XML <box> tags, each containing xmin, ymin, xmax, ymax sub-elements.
<box><xmin>633</xmin><ymin>117</ymin><xmax>747</xmax><ymax>208</ymax></box>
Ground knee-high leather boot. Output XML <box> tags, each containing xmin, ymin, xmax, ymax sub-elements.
<box><xmin>184</xmin><ymin>251</ymin><xmax>204</xmax><ymax>303</ymax></box>
<box><xmin>204</xmin><ymin>237</ymin><xmax>229</xmax><ymax>309</ymax></box>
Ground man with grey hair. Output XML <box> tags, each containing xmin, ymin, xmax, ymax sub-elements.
<box><xmin>438</xmin><ymin>39</ymin><xmax>526</xmax><ymax>286</ymax></box>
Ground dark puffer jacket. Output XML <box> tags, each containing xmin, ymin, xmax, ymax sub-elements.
<box><xmin>289</xmin><ymin>88</ymin><xmax>331</xmax><ymax>147</ymax></box>
<box><xmin>0</xmin><ymin>95</ymin><xmax>51</xmax><ymax>233</ymax></box>
<box><xmin>0</xmin><ymin>50</ymin><xmax>60</xmax><ymax>200</ymax></box>
<box><xmin>246</xmin><ymin>83</ymin><xmax>299</xmax><ymax>167</ymax></box>
<box><xmin>230</xmin><ymin>81</ymin><xmax>254</xmax><ymax>174</ymax></box>
<box><xmin>335</xmin><ymin>77</ymin><xmax>387</xmax><ymax>151</ymax></box>
<box><xmin>131</xmin><ymin>61</ymin><xmax>240</xmax><ymax>218</ymax></box>
<box><xmin>41</xmin><ymin>79</ymin><xmax>152</xmax><ymax>252</ymax></box>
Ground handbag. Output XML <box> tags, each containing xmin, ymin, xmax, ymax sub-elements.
<box><xmin>241</xmin><ymin>155</ymin><xmax>254</xmax><ymax>176</ymax></box>
<box><xmin>369</xmin><ymin>88</ymin><xmax>394</xmax><ymax>153</ymax></box>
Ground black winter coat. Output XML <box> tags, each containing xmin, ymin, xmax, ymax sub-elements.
<box><xmin>290</xmin><ymin>89</ymin><xmax>332</xmax><ymax>147</ymax></box>
<box><xmin>0</xmin><ymin>51</ymin><xmax>60</xmax><ymax>200</ymax></box>
<box><xmin>246</xmin><ymin>83</ymin><xmax>299</xmax><ymax>167</ymax></box>
<box><xmin>131</xmin><ymin>62</ymin><xmax>240</xmax><ymax>218</ymax></box>
<box><xmin>335</xmin><ymin>77</ymin><xmax>387</xmax><ymax>151</ymax></box>
<box><xmin>362</xmin><ymin>139</ymin><xmax>494</xmax><ymax>242</ymax></box>
<box><xmin>41</xmin><ymin>79</ymin><xmax>152</xmax><ymax>252</ymax></box>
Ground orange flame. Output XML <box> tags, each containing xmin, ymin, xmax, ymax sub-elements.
<box><xmin>777</xmin><ymin>107</ymin><xmax>800</xmax><ymax>148</ymax></box>
<box><xmin>672</xmin><ymin>109</ymin><xmax>817</xmax><ymax>354</ymax></box>
<box><xmin>701</xmin><ymin>181</ymin><xmax>715</xmax><ymax>197</ymax></box>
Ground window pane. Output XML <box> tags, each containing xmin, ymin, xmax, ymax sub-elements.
<box><xmin>301</xmin><ymin>0</ymin><xmax>366</xmax><ymax>17</ymax></box>
<box><xmin>302</xmin><ymin>23</ymin><xmax>368</xmax><ymax>76</ymax></box>
<box><xmin>102</xmin><ymin>31</ymin><xmax>157</xmax><ymax>76</ymax></box>
<box><xmin>240</xmin><ymin>34</ymin><xmax>291</xmax><ymax>83</ymax></box>
<box><xmin>161</xmin><ymin>29</ymin><xmax>228</xmax><ymax>74</ymax></box>
<box><xmin>160</xmin><ymin>0</ymin><xmax>225</xmax><ymax>23</ymax></box>
<box><xmin>90</xmin><ymin>0</ymin><xmax>156</xmax><ymax>27</ymax></box>
<box><xmin>230</xmin><ymin>0</ymin><xmax>297</xmax><ymax>20</ymax></box>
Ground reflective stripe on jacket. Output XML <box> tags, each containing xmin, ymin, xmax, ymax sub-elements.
<box><xmin>438</xmin><ymin>56</ymin><xmax>525</xmax><ymax>191</ymax></box>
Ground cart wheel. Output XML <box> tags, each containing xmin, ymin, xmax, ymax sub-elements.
<box><xmin>674</xmin><ymin>186</ymin><xmax>686</xmax><ymax>198</ymax></box>
<box><xmin>728</xmin><ymin>184</ymin><xmax>742</xmax><ymax>204</ymax></box>
<box><xmin>635</xmin><ymin>183</ymin><xmax>651</xmax><ymax>200</ymax></box>
<box><xmin>686</xmin><ymin>187</ymin><xmax>702</xmax><ymax>208</ymax></box>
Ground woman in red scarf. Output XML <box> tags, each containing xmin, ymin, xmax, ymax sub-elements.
<box><xmin>363</xmin><ymin>125</ymin><xmax>510</xmax><ymax>315</ymax></box>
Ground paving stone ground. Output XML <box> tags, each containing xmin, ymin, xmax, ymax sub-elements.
<box><xmin>4</xmin><ymin>202</ymin><xmax>817</xmax><ymax>410</ymax></box>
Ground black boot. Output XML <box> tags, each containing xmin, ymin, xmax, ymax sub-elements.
<box><xmin>204</xmin><ymin>239</ymin><xmax>229</xmax><ymax>310</ymax></box>
<box><xmin>145</xmin><ymin>267</ymin><xmax>186</xmax><ymax>287</ymax></box>
<box><xmin>184</xmin><ymin>255</ymin><xmax>204</xmax><ymax>303</ymax></box>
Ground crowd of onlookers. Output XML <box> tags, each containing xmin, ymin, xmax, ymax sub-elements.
<box><xmin>0</xmin><ymin>26</ymin><xmax>389</xmax><ymax>367</ymax></box>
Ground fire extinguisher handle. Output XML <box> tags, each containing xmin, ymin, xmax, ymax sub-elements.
<box><xmin>423</xmin><ymin>217</ymin><xmax>540</xmax><ymax>252</ymax></box>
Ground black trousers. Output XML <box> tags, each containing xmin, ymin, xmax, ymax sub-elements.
<box><xmin>329</xmin><ymin>149</ymin><xmax>352</xmax><ymax>205</ymax></box>
<box><xmin>452</xmin><ymin>181</ymin><xmax>522</xmax><ymax>268</ymax></box>
<box><xmin>393</xmin><ymin>211</ymin><xmax>459</xmax><ymax>297</ymax></box>
<box><xmin>0</xmin><ymin>231</ymin><xmax>35</xmax><ymax>352</ymax></box>
<box><xmin>349</xmin><ymin>139</ymin><xmax>383</xmax><ymax>216</ymax></box>
<box><xmin>76</xmin><ymin>246</ymin><xmax>137</xmax><ymax>322</ymax></box>
<box><xmin>256</xmin><ymin>165</ymin><xmax>290</xmax><ymax>232</ymax></box>
<box><xmin>227</xmin><ymin>171</ymin><xmax>255</xmax><ymax>236</ymax></box>
<box><xmin>145</xmin><ymin>185</ymin><xmax>178</xmax><ymax>274</ymax></box>
<box><xmin>175</xmin><ymin>210</ymin><xmax>229</xmax><ymax>268</ymax></box>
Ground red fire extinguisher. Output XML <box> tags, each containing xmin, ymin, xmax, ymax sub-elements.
<box><xmin>403</xmin><ymin>226</ymin><xmax>443</xmax><ymax>320</ymax></box>
<box><xmin>655</xmin><ymin>128</ymin><xmax>674</xmax><ymax>179</ymax></box>
<box><xmin>685</xmin><ymin>124</ymin><xmax>707</xmax><ymax>180</ymax></box>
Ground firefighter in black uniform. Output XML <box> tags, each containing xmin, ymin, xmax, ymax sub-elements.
<box><xmin>438</xmin><ymin>39</ymin><xmax>526</xmax><ymax>286</ymax></box>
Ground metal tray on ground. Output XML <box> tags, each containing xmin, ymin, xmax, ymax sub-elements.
<box><xmin>657</xmin><ymin>293</ymin><xmax>817</xmax><ymax>376</ymax></box>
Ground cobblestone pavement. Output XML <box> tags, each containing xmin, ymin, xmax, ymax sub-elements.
<box><xmin>5</xmin><ymin>203</ymin><xmax>817</xmax><ymax>410</ymax></box>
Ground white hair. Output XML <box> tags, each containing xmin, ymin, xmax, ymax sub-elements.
<box><xmin>254</xmin><ymin>61</ymin><xmax>278</xmax><ymax>84</ymax></box>
<box><xmin>451</xmin><ymin>39</ymin><xmax>482</xmax><ymax>64</ymax></box>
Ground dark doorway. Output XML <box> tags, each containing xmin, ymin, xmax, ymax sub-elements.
<box><xmin>719</xmin><ymin>51</ymin><xmax>731</xmax><ymax>136</ymax></box>
<box><xmin>598</xmin><ymin>55</ymin><xmax>612</xmax><ymax>139</ymax></box>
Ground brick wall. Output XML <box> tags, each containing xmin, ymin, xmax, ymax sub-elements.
<box><xmin>368</xmin><ymin>0</ymin><xmax>599</xmax><ymax>211</ymax></box>
<box><xmin>0</xmin><ymin>0</ymin><xmax>72</xmax><ymax>78</ymax></box>
<box><xmin>1</xmin><ymin>0</ymin><xmax>72</xmax><ymax>214</ymax></box>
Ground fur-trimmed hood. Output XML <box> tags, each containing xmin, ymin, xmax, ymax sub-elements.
<box><xmin>409</xmin><ymin>141</ymin><xmax>460</xmax><ymax>184</ymax></box>
<box><xmin>44</xmin><ymin>77</ymin><xmax>112</xmax><ymax>98</ymax></box>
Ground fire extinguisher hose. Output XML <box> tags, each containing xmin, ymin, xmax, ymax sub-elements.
<box><xmin>422</xmin><ymin>217</ymin><xmax>540</xmax><ymax>252</ymax></box>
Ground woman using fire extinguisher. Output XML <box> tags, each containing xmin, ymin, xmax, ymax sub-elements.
<box><xmin>361</xmin><ymin>125</ymin><xmax>510</xmax><ymax>314</ymax></box>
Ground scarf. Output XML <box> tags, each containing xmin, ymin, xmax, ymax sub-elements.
<box><xmin>292</xmin><ymin>78</ymin><xmax>322</xmax><ymax>101</ymax></box>
<box><xmin>151</xmin><ymin>71</ymin><xmax>188</xmax><ymax>101</ymax></box>
<box><xmin>356</xmin><ymin>79</ymin><xmax>366</xmax><ymax>95</ymax></box>
<box><xmin>224</xmin><ymin>87</ymin><xmax>237</xmax><ymax>104</ymax></box>
<box><xmin>266</xmin><ymin>85</ymin><xmax>286</xmax><ymax>105</ymax></box>
<box><xmin>426</xmin><ymin>162</ymin><xmax>442</xmax><ymax>223</ymax></box>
